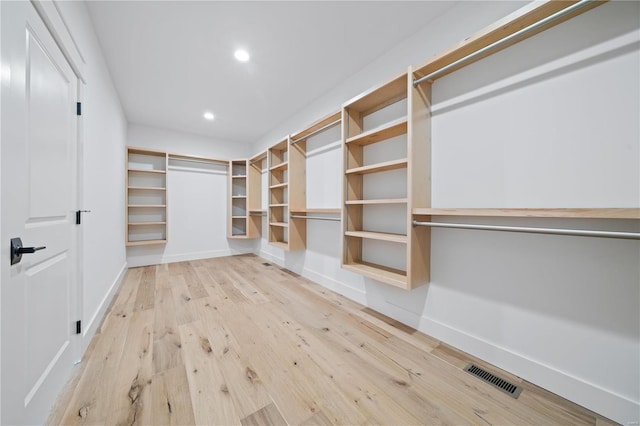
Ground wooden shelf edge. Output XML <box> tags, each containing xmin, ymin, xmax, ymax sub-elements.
<box><xmin>342</xmin><ymin>262</ymin><xmax>407</xmax><ymax>289</ymax></box>
<box><xmin>346</xmin><ymin>117</ymin><xmax>408</xmax><ymax>146</ymax></box>
<box><xmin>228</xmin><ymin>234</ymin><xmax>253</xmax><ymax>239</ymax></box>
<box><xmin>126</xmin><ymin>239</ymin><xmax>167</xmax><ymax>246</ymax></box>
<box><xmin>231</xmin><ymin>195</ymin><xmax>247</xmax><ymax>199</ymax></box>
<box><xmin>344</xmin><ymin>71</ymin><xmax>408</xmax><ymax>114</ymax></box>
<box><xmin>232</xmin><ymin>175</ymin><xmax>247</xmax><ymax>178</ymax></box>
<box><xmin>270</xmin><ymin>222</ymin><xmax>289</xmax><ymax>227</ymax></box>
<box><xmin>128</xmin><ymin>204</ymin><xmax>167</xmax><ymax>208</ymax></box>
<box><xmin>290</xmin><ymin>208</ymin><xmax>341</xmax><ymax>214</ymax></box>
<box><xmin>412</xmin><ymin>208</ymin><xmax>640</xmax><ymax>219</ymax></box>
<box><xmin>345</xmin><ymin>198</ymin><xmax>408</xmax><ymax>205</ymax></box>
<box><xmin>127</xmin><ymin>146</ymin><xmax>167</xmax><ymax>156</ymax></box>
<box><xmin>270</xmin><ymin>183</ymin><xmax>288</xmax><ymax>189</ymax></box>
<box><xmin>128</xmin><ymin>222</ymin><xmax>167</xmax><ymax>226</ymax></box>
<box><xmin>128</xmin><ymin>168</ymin><xmax>166</xmax><ymax>174</ymax></box>
<box><xmin>291</xmin><ymin>110</ymin><xmax>342</xmax><ymax>142</ymax></box>
<box><xmin>269</xmin><ymin>204</ymin><xmax>288</xmax><ymax>207</ymax></box>
<box><xmin>128</xmin><ymin>186</ymin><xmax>166</xmax><ymax>191</ymax></box>
<box><xmin>269</xmin><ymin>161</ymin><xmax>289</xmax><ymax>172</ymax></box>
<box><xmin>249</xmin><ymin>209</ymin><xmax>266</xmax><ymax>213</ymax></box>
<box><xmin>346</xmin><ymin>158</ymin><xmax>408</xmax><ymax>175</ymax></box>
<box><xmin>345</xmin><ymin>230</ymin><xmax>407</xmax><ymax>244</ymax></box>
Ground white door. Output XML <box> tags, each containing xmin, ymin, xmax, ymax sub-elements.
<box><xmin>1</xmin><ymin>1</ymin><xmax>79</xmax><ymax>424</ymax></box>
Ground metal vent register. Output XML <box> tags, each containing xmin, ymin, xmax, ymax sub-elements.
<box><xmin>463</xmin><ymin>364</ymin><xmax>523</xmax><ymax>399</ymax></box>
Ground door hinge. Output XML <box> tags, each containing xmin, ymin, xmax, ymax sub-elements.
<box><xmin>76</xmin><ymin>102</ymin><xmax>81</xmax><ymax>116</ymax></box>
<box><xmin>75</xmin><ymin>320</ymin><xmax>82</xmax><ymax>334</ymax></box>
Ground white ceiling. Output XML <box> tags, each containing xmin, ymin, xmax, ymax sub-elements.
<box><xmin>87</xmin><ymin>1</ymin><xmax>458</xmax><ymax>144</ymax></box>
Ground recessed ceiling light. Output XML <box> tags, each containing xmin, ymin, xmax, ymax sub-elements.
<box><xmin>203</xmin><ymin>111</ymin><xmax>215</xmax><ymax>121</ymax></box>
<box><xmin>234</xmin><ymin>49</ymin><xmax>250</xmax><ymax>62</ymax></box>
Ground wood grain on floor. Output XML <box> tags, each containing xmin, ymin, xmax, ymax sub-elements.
<box><xmin>47</xmin><ymin>254</ymin><xmax>611</xmax><ymax>426</ymax></box>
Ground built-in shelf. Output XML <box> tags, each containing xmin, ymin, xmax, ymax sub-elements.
<box><xmin>345</xmin><ymin>230</ymin><xmax>407</xmax><ymax>244</ymax></box>
<box><xmin>346</xmin><ymin>117</ymin><xmax>408</xmax><ymax>146</ymax></box>
<box><xmin>127</xmin><ymin>168</ymin><xmax>166</xmax><ymax>174</ymax></box>
<box><xmin>342</xmin><ymin>262</ymin><xmax>407</xmax><ymax>289</ymax></box>
<box><xmin>126</xmin><ymin>239</ymin><xmax>167</xmax><ymax>247</ymax></box>
<box><xmin>231</xmin><ymin>215</ymin><xmax>247</xmax><ymax>219</ymax></box>
<box><xmin>291</xmin><ymin>208</ymin><xmax>341</xmax><ymax>214</ymax></box>
<box><xmin>270</xmin><ymin>222</ymin><xmax>289</xmax><ymax>227</ymax></box>
<box><xmin>412</xmin><ymin>208</ymin><xmax>640</xmax><ymax>219</ymax></box>
<box><xmin>270</xmin><ymin>182</ymin><xmax>288</xmax><ymax>189</ymax></box>
<box><xmin>128</xmin><ymin>186</ymin><xmax>166</xmax><ymax>191</ymax></box>
<box><xmin>232</xmin><ymin>175</ymin><xmax>247</xmax><ymax>178</ymax></box>
<box><xmin>128</xmin><ymin>222</ymin><xmax>167</xmax><ymax>226</ymax></box>
<box><xmin>128</xmin><ymin>204</ymin><xmax>167</xmax><ymax>208</ymax></box>
<box><xmin>345</xmin><ymin>198</ymin><xmax>408</xmax><ymax>205</ymax></box>
<box><xmin>229</xmin><ymin>159</ymin><xmax>259</xmax><ymax>239</ymax></box>
<box><xmin>269</xmin><ymin>203</ymin><xmax>288</xmax><ymax>207</ymax></box>
<box><xmin>346</xmin><ymin>158</ymin><xmax>408</xmax><ymax>175</ymax></box>
<box><xmin>249</xmin><ymin>209</ymin><xmax>266</xmax><ymax>213</ymax></box>
<box><xmin>232</xmin><ymin>195</ymin><xmax>247</xmax><ymax>199</ymax></box>
<box><xmin>269</xmin><ymin>161</ymin><xmax>288</xmax><ymax>172</ymax></box>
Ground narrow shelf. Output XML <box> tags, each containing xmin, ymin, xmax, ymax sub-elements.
<box><xmin>128</xmin><ymin>186</ymin><xmax>166</xmax><ymax>191</ymax></box>
<box><xmin>232</xmin><ymin>195</ymin><xmax>247</xmax><ymax>199</ymax></box>
<box><xmin>128</xmin><ymin>204</ymin><xmax>167</xmax><ymax>208</ymax></box>
<box><xmin>231</xmin><ymin>216</ymin><xmax>247</xmax><ymax>219</ymax></box>
<box><xmin>346</xmin><ymin>158</ymin><xmax>408</xmax><ymax>175</ymax></box>
<box><xmin>229</xmin><ymin>235</ymin><xmax>251</xmax><ymax>239</ymax></box>
<box><xmin>269</xmin><ymin>161</ymin><xmax>289</xmax><ymax>172</ymax></box>
<box><xmin>126</xmin><ymin>239</ymin><xmax>167</xmax><ymax>247</ymax></box>
<box><xmin>128</xmin><ymin>168</ymin><xmax>166</xmax><ymax>174</ymax></box>
<box><xmin>232</xmin><ymin>175</ymin><xmax>247</xmax><ymax>179</ymax></box>
<box><xmin>270</xmin><ymin>222</ymin><xmax>289</xmax><ymax>227</ymax></box>
<box><xmin>412</xmin><ymin>208</ymin><xmax>640</xmax><ymax>219</ymax></box>
<box><xmin>345</xmin><ymin>230</ymin><xmax>407</xmax><ymax>244</ymax></box>
<box><xmin>269</xmin><ymin>241</ymin><xmax>289</xmax><ymax>250</ymax></box>
<box><xmin>128</xmin><ymin>222</ymin><xmax>166</xmax><ymax>226</ymax></box>
<box><xmin>342</xmin><ymin>262</ymin><xmax>407</xmax><ymax>288</ymax></box>
<box><xmin>269</xmin><ymin>203</ymin><xmax>288</xmax><ymax>207</ymax></box>
<box><xmin>290</xmin><ymin>208</ymin><xmax>341</xmax><ymax>214</ymax></box>
<box><xmin>249</xmin><ymin>209</ymin><xmax>266</xmax><ymax>213</ymax></box>
<box><xmin>346</xmin><ymin>198</ymin><xmax>407</xmax><ymax>205</ymax></box>
<box><xmin>346</xmin><ymin>117</ymin><xmax>408</xmax><ymax>146</ymax></box>
<box><xmin>270</xmin><ymin>182</ymin><xmax>288</xmax><ymax>189</ymax></box>
<box><xmin>345</xmin><ymin>72</ymin><xmax>407</xmax><ymax>114</ymax></box>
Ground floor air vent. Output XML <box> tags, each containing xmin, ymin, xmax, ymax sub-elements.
<box><xmin>463</xmin><ymin>364</ymin><xmax>522</xmax><ymax>399</ymax></box>
<box><xmin>262</xmin><ymin>262</ymin><xmax>271</xmax><ymax>266</ymax></box>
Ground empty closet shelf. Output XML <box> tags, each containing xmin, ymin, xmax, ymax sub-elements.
<box><xmin>128</xmin><ymin>222</ymin><xmax>166</xmax><ymax>226</ymax></box>
<box><xmin>342</xmin><ymin>262</ymin><xmax>407</xmax><ymax>288</ymax></box>
<box><xmin>128</xmin><ymin>168</ymin><xmax>166</xmax><ymax>174</ymax></box>
<box><xmin>128</xmin><ymin>186</ymin><xmax>166</xmax><ymax>191</ymax></box>
<box><xmin>269</xmin><ymin>161</ymin><xmax>288</xmax><ymax>172</ymax></box>
<box><xmin>345</xmin><ymin>230</ymin><xmax>407</xmax><ymax>243</ymax></box>
<box><xmin>345</xmin><ymin>198</ymin><xmax>407</xmax><ymax>205</ymax></box>
<box><xmin>128</xmin><ymin>204</ymin><xmax>166</xmax><ymax>208</ymax></box>
<box><xmin>270</xmin><ymin>222</ymin><xmax>289</xmax><ymax>227</ymax></box>
<box><xmin>346</xmin><ymin>158</ymin><xmax>407</xmax><ymax>175</ymax></box>
<box><xmin>346</xmin><ymin>117</ymin><xmax>407</xmax><ymax>146</ymax></box>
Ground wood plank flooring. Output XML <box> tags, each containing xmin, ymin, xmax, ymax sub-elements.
<box><xmin>47</xmin><ymin>255</ymin><xmax>613</xmax><ymax>425</ymax></box>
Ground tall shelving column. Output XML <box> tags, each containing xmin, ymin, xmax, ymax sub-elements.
<box><xmin>247</xmin><ymin>152</ymin><xmax>266</xmax><ymax>238</ymax></box>
<box><xmin>126</xmin><ymin>147</ymin><xmax>168</xmax><ymax>246</ymax></box>
<box><xmin>267</xmin><ymin>137</ymin><xmax>306</xmax><ymax>250</ymax></box>
<box><xmin>228</xmin><ymin>159</ymin><xmax>252</xmax><ymax>238</ymax></box>
<box><xmin>341</xmin><ymin>69</ymin><xmax>430</xmax><ymax>289</ymax></box>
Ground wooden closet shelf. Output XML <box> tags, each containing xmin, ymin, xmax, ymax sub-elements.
<box><xmin>128</xmin><ymin>204</ymin><xmax>167</xmax><ymax>208</ymax></box>
<box><xmin>290</xmin><ymin>208</ymin><xmax>341</xmax><ymax>214</ymax></box>
<box><xmin>269</xmin><ymin>203</ymin><xmax>288</xmax><ymax>207</ymax></box>
<box><xmin>346</xmin><ymin>117</ymin><xmax>407</xmax><ymax>146</ymax></box>
<box><xmin>128</xmin><ymin>186</ymin><xmax>166</xmax><ymax>191</ymax></box>
<box><xmin>346</xmin><ymin>158</ymin><xmax>408</xmax><ymax>175</ymax></box>
<box><xmin>270</xmin><ymin>182</ymin><xmax>289</xmax><ymax>189</ymax></box>
<box><xmin>345</xmin><ymin>230</ymin><xmax>407</xmax><ymax>244</ymax></box>
<box><xmin>231</xmin><ymin>195</ymin><xmax>247</xmax><ymax>199</ymax></box>
<box><xmin>128</xmin><ymin>222</ymin><xmax>166</xmax><ymax>226</ymax></box>
<box><xmin>231</xmin><ymin>216</ymin><xmax>247</xmax><ymax>219</ymax></box>
<box><xmin>232</xmin><ymin>175</ymin><xmax>247</xmax><ymax>178</ymax></box>
<box><xmin>345</xmin><ymin>72</ymin><xmax>407</xmax><ymax>114</ymax></box>
<box><xmin>269</xmin><ymin>161</ymin><xmax>288</xmax><ymax>172</ymax></box>
<box><xmin>270</xmin><ymin>222</ymin><xmax>289</xmax><ymax>228</ymax></box>
<box><xmin>126</xmin><ymin>239</ymin><xmax>167</xmax><ymax>246</ymax></box>
<box><xmin>342</xmin><ymin>262</ymin><xmax>407</xmax><ymax>288</ymax></box>
<box><xmin>346</xmin><ymin>198</ymin><xmax>408</xmax><ymax>205</ymax></box>
<box><xmin>412</xmin><ymin>208</ymin><xmax>640</xmax><ymax>219</ymax></box>
<box><xmin>249</xmin><ymin>209</ymin><xmax>266</xmax><ymax>213</ymax></box>
<box><xmin>128</xmin><ymin>168</ymin><xmax>166</xmax><ymax>174</ymax></box>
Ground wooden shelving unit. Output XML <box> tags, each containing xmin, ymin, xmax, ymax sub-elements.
<box><xmin>267</xmin><ymin>137</ymin><xmax>306</xmax><ymax>250</ymax></box>
<box><xmin>412</xmin><ymin>208</ymin><xmax>640</xmax><ymax>219</ymax></box>
<box><xmin>341</xmin><ymin>70</ymin><xmax>430</xmax><ymax>290</ymax></box>
<box><xmin>228</xmin><ymin>159</ymin><xmax>261</xmax><ymax>239</ymax></box>
<box><xmin>126</xmin><ymin>147</ymin><xmax>168</xmax><ymax>246</ymax></box>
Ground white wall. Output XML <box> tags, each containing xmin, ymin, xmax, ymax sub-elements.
<box><xmin>54</xmin><ymin>2</ymin><xmax>129</xmax><ymax>352</ymax></box>
<box><xmin>252</xmin><ymin>2</ymin><xmax>640</xmax><ymax>424</ymax></box>
<box><xmin>127</xmin><ymin>124</ymin><xmax>255</xmax><ymax>267</ymax></box>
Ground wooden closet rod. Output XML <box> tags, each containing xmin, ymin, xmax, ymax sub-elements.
<box><xmin>413</xmin><ymin>0</ymin><xmax>601</xmax><ymax>86</ymax></box>
<box><xmin>412</xmin><ymin>220</ymin><xmax>640</xmax><ymax>240</ymax></box>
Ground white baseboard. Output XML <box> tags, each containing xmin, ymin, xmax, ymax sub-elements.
<box><xmin>80</xmin><ymin>262</ymin><xmax>127</xmax><ymax>354</ymax></box>
<box><xmin>127</xmin><ymin>248</ymin><xmax>253</xmax><ymax>268</ymax></box>
<box><xmin>418</xmin><ymin>316</ymin><xmax>639</xmax><ymax>426</ymax></box>
<box><xmin>253</xmin><ymin>248</ymin><xmax>638</xmax><ymax>425</ymax></box>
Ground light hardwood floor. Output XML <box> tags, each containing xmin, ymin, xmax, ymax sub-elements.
<box><xmin>47</xmin><ymin>255</ymin><xmax>614</xmax><ymax>425</ymax></box>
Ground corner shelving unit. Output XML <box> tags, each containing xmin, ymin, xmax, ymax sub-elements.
<box><xmin>341</xmin><ymin>69</ymin><xmax>430</xmax><ymax>290</ymax></box>
<box><xmin>246</xmin><ymin>151</ymin><xmax>266</xmax><ymax>237</ymax></box>
<box><xmin>126</xmin><ymin>147</ymin><xmax>168</xmax><ymax>246</ymax></box>
<box><xmin>267</xmin><ymin>136</ymin><xmax>306</xmax><ymax>250</ymax></box>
